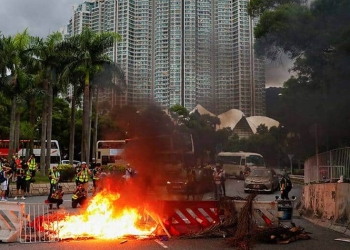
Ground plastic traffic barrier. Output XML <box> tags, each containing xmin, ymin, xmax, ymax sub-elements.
<box><xmin>0</xmin><ymin>201</ymin><xmax>25</xmax><ymax>242</ymax></box>
<box><xmin>160</xmin><ymin>200</ymin><xmax>219</xmax><ymax>236</ymax></box>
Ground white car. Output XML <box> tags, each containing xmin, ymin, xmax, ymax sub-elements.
<box><xmin>61</xmin><ymin>160</ymin><xmax>81</xmax><ymax>167</ymax></box>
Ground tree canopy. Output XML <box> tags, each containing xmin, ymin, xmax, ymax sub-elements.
<box><xmin>250</xmin><ymin>0</ymin><xmax>350</xmax><ymax>153</ymax></box>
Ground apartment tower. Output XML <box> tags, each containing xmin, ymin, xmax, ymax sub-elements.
<box><xmin>63</xmin><ymin>0</ymin><xmax>265</xmax><ymax>116</ymax></box>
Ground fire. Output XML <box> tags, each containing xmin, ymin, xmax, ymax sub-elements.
<box><xmin>48</xmin><ymin>191</ymin><xmax>156</xmax><ymax>240</ymax></box>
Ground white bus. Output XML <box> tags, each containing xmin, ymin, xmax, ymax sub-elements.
<box><xmin>17</xmin><ymin>140</ymin><xmax>62</xmax><ymax>168</ymax></box>
<box><xmin>217</xmin><ymin>151</ymin><xmax>265</xmax><ymax>179</ymax></box>
<box><xmin>95</xmin><ymin>140</ymin><xmax>126</xmax><ymax>166</ymax></box>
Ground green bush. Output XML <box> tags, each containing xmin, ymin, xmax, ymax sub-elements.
<box><xmin>107</xmin><ymin>164</ymin><xmax>126</xmax><ymax>172</ymax></box>
<box><xmin>58</xmin><ymin>164</ymin><xmax>76</xmax><ymax>182</ymax></box>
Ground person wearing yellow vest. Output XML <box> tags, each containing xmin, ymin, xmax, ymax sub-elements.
<box><xmin>74</xmin><ymin>163</ymin><xmax>81</xmax><ymax>186</ymax></box>
<box><xmin>77</xmin><ymin>162</ymin><xmax>91</xmax><ymax>197</ymax></box>
<box><xmin>71</xmin><ymin>183</ymin><xmax>87</xmax><ymax>208</ymax></box>
<box><xmin>47</xmin><ymin>186</ymin><xmax>64</xmax><ymax>209</ymax></box>
<box><xmin>48</xmin><ymin>166</ymin><xmax>60</xmax><ymax>200</ymax></box>
<box><xmin>27</xmin><ymin>154</ymin><xmax>37</xmax><ymax>182</ymax></box>
<box><xmin>24</xmin><ymin>167</ymin><xmax>32</xmax><ymax>197</ymax></box>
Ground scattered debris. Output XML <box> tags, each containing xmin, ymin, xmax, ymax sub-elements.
<box><xmin>178</xmin><ymin>194</ymin><xmax>311</xmax><ymax>249</ymax></box>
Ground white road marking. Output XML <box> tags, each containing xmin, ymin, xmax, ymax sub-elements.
<box><xmin>154</xmin><ymin>239</ymin><xmax>168</xmax><ymax>248</ymax></box>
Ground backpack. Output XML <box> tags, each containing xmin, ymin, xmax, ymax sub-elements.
<box><xmin>0</xmin><ymin>170</ymin><xmax>6</xmax><ymax>183</ymax></box>
<box><xmin>285</xmin><ymin>178</ymin><xmax>292</xmax><ymax>191</ymax></box>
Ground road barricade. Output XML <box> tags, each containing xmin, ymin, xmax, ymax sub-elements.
<box><xmin>159</xmin><ymin>200</ymin><xmax>219</xmax><ymax>236</ymax></box>
<box><xmin>0</xmin><ymin>201</ymin><xmax>25</xmax><ymax>242</ymax></box>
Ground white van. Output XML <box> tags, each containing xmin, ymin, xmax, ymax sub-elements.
<box><xmin>217</xmin><ymin>151</ymin><xmax>265</xmax><ymax>179</ymax></box>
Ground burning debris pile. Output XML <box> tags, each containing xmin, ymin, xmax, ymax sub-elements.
<box><xmin>26</xmin><ymin>190</ymin><xmax>158</xmax><ymax>241</ymax></box>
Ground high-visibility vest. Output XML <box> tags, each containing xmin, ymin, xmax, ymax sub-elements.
<box><xmin>28</xmin><ymin>159</ymin><xmax>36</xmax><ymax>171</ymax></box>
<box><xmin>51</xmin><ymin>171</ymin><xmax>59</xmax><ymax>184</ymax></box>
<box><xmin>72</xmin><ymin>189</ymin><xmax>84</xmax><ymax>200</ymax></box>
<box><xmin>78</xmin><ymin>169</ymin><xmax>89</xmax><ymax>183</ymax></box>
<box><xmin>75</xmin><ymin>167</ymin><xmax>81</xmax><ymax>181</ymax></box>
<box><xmin>25</xmin><ymin>169</ymin><xmax>31</xmax><ymax>181</ymax></box>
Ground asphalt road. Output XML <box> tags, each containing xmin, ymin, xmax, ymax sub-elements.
<box><xmin>1</xmin><ymin>178</ymin><xmax>350</xmax><ymax>249</ymax></box>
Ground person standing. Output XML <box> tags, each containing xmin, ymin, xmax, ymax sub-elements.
<box><xmin>24</xmin><ymin>167</ymin><xmax>32</xmax><ymax>197</ymax></box>
<box><xmin>77</xmin><ymin>162</ymin><xmax>91</xmax><ymax>197</ymax></box>
<box><xmin>27</xmin><ymin>154</ymin><xmax>37</xmax><ymax>182</ymax></box>
<box><xmin>14</xmin><ymin>158</ymin><xmax>26</xmax><ymax>200</ymax></box>
<box><xmin>48</xmin><ymin>166</ymin><xmax>60</xmax><ymax>200</ymax></box>
<box><xmin>4</xmin><ymin>163</ymin><xmax>13</xmax><ymax>199</ymax></box>
<box><xmin>124</xmin><ymin>163</ymin><xmax>135</xmax><ymax>180</ymax></box>
<box><xmin>213</xmin><ymin>163</ymin><xmax>226</xmax><ymax>199</ymax></box>
<box><xmin>90</xmin><ymin>158</ymin><xmax>97</xmax><ymax>170</ymax></box>
<box><xmin>92</xmin><ymin>166</ymin><xmax>102</xmax><ymax>195</ymax></box>
<box><xmin>186</xmin><ymin>168</ymin><xmax>196</xmax><ymax>200</ymax></box>
<box><xmin>0</xmin><ymin>165</ymin><xmax>11</xmax><ymax>201</ymax></box>
<box><xmin>74</xmin><ymin>163</ymin><xmax>81</xmax><ymax>186</ymax></box>
<box><xmin>280</xmin><ymin>172</ymin><xmax>292</xmax><ymax>200</ymax></box>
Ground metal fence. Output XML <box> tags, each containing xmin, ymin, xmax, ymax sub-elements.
<box><xmin>20</xmin><ymin>203</ymin><xmax>61</xmax><ymax>243</ymax></box>
<box><xmin>304</xmin><ymin>147</ymin><xmax>350</xmax><ymax>183</ymax></box>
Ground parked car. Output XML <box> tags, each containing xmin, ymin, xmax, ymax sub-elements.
<box><xmin>61</xmin><ymin>160</ymin><xmax>81</xmax><ymax>168</ymax></box>
<box><xmin>244</xmin><ymin>168</ymin><xmax>279</xmax><ymax>193</ymax></box>
<box><xmin>166</xmin><ymin>168</ymin><xmax>214</xmax><ymax>194</ymax></box>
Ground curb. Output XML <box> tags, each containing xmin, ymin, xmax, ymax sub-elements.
<box><xmin>302</xmin><ymin>214</ymin><xmax>350</xmax><ymax>236</ymax></box>
<box><xmin>8</xmin><ymin>181</ymin><xmax>93</xmax><ymax>197</ymax></box>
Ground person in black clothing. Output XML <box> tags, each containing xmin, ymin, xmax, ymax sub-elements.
<box><xmin>186</xmin><ymin>169</ymin><xmax>196</xmax><ymax>200</ymax></box>
<box><xmin>14</xmin><ymin>159</ymin><xmax>26</xmax><ymax>200</ymax></box>
<box><xmin>280</xmin><ymin>172</ymin><xmax>292</xmax><ymax>200</ymax></box>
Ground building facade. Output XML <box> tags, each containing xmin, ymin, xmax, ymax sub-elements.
<box><xmin>62</xmin><ymin>0</ymin><xmax>265</xmax><ymax>116</ymax></box>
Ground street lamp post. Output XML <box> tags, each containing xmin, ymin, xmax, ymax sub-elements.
<box><xmin>278</xmin><ymin>125</ymin><xmax>284</xmax><ymax>168</ymax></box>
<box><xmin>288</xmin><ymin>154</ymin><xmax>294</xmax><ymax>175</ymax></box>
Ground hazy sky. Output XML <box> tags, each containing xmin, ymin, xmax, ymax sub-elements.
<box><xmin>0</xmin><ymin>0</ymin><xmax>292</xmax><ymax>87</ymax></box>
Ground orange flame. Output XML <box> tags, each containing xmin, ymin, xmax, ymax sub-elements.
<box><xmin>50</xmin><ymin>191</ymin><xmax>156</xmax><ymax>239</ymax></box>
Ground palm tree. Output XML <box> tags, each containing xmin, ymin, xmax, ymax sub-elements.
<box><xmin>0</xmin><ymin>31</ymin><xmax>32</xmax><ymax>159</ymax></box>
<box><xmin>59</xmin><ymin>69</ymin><xmax>84</xmax><ymax>164</ymax></box>
<box><xmin>26</xmin><ymin>32</ymin><xmax>64</xmax><ymax>174</ymax></box>
<box><xmin>59</xmin><ymin>27</ymin><xmax>123</xmax><ymax>164</ymax></box>
<box><xmin>0</xmin><ymin>34</ymin><xmax>11</xmax><ymax>135</ymax></box>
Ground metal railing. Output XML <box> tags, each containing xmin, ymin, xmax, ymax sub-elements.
<box><xmin>20</xmin><ymin>203</ymin><xmax>61</xmax><ymax>243</ymax></box>
<box><xmin>304</xmin><ymin>147</ymin><xmax>350</xmax><ymax>183</ymax></box>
